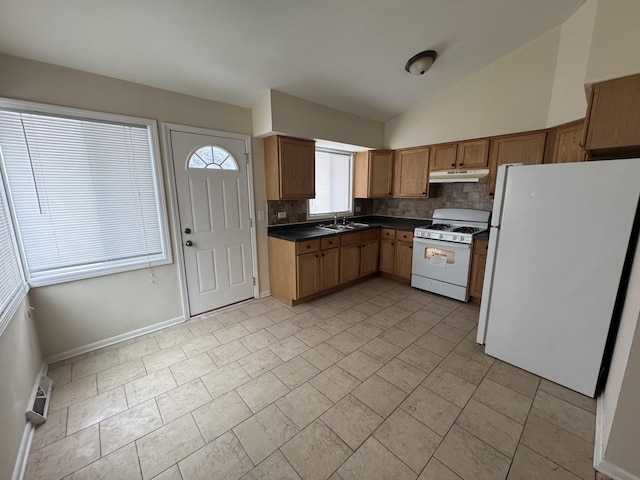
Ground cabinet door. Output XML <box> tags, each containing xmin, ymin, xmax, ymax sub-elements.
<box><xmin>551</xmin><ymin>120</ymin><xmax>586</xmax><ymax>163</ymax></box>
<box><xmin>368</xmin><ymin>151</ymin><xmax>394</xmax><ymax>197</ymax></box>
<box><xmin>279</xmin><ymin>136</ymin><xmax>315</xmax><ymax>199</ymax></box>
<box><xmin>487</xmin><ymin>132</ymin><xmax>546</xmax><ymax>198</ymax></box>
<box><xmin>584</xmin><ymin>74</ymin><xmax>640</xmax><ymax>155</ymax></box>
<box><xmin>340</xmin><ymin>244</ymin><xmax>361</xmax><ymax>283</ymax></box>
<box><xmin>457</xmin><ymin>139</ymin><xmax>490</xmax><ymax>168</ymax></box>
<box><xmin>360</xmin><ymin>240</ymin><xmax>379</xmax><ymax>276</ymax></box>
<box><xmin>469</xmin><ymin>239</ymin><xmax>489</xmax><ymax>299</ymax></box>
<box><xmin>394</xmin><ymin>147</ymin><xmax>429</xmax><ymax>198</ymax></box>
<box><xmin>320</xmin><ymin>248</ymin><xmax>340</xmax><ymax>291</ymax></box>
<box><xmin>430</xmin><ymin>143</ymin><xmax>457</xmax><ymax>171</ymax></box>
<box><xmin>296</xmin><ymin>252</ymin><xmax>320</xmax><ymax>299</ymax></box>
<box><xmin>380</xmin><ymin>238</ymin><xmax>395</xmax><ymax>274</ymax></box>
<box><xmin>393</xmin><ymin>241</ymin><xmax>413</xmax><ymax>280</ymax></box>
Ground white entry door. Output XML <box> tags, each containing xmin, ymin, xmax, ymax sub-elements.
<box><xmin>170</xmin><ymin>129</ymin><xmax>254</xmax><ymax>316</ymax></box>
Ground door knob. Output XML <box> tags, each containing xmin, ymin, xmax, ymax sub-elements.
<box><xmin>184</xmin><ymin>227</ymin><xmax>192</xmax><ymax>234</ymax></box>
<box><xmin>185</xmin><ymin>240</ymin><xmax>193</xmax><ymax>247</ymax></box>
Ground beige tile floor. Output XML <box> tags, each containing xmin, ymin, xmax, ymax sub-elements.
<box><xmin>28</xmin><ymin>277</ymin><xmax>599</xmax><ymax>480</ymax></box>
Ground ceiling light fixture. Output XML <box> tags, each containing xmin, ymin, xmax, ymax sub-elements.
<box><xmin>405</xmin><ymin>50</ymin><xmax>438</xmax><ymax>75</ymax></box>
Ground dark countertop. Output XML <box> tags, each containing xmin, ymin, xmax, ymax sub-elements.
<box><xmin>268</xmin><ymin>215</ymin><xmax>432</xmax><ymax>242</ymax></box>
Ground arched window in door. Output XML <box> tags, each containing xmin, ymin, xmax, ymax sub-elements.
<box><xmin>188</xmin><ymin>145</ymin><xmax>239</xmax><ymax>170</ymax></box>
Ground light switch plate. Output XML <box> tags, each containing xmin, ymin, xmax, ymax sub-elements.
<box><xmin>257</xmin><ymin>210</ymin><xmax>265</xmax><ymax>221</ymax></box>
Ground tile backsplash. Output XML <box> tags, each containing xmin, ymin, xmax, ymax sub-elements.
<box><xmin>268</xmin><ymin>198</ymin><xmax>374</xmax><ymax>225</ymax></box>
<box><xmin>372</xmin><ymin>182</ymin><xmax>493</xmax><ymax>219</ymax></box>
<box><xmin>267</xmin><ymin>183</ymin><xmax>492</xmax><ymax>225</ymax></box>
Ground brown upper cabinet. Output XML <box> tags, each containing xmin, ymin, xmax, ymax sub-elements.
<box><xmin>430</xmin><ymin>139</ymin><xmax>490</xmax><ymax>172</ymax></box>
<box><xmin>583</xmin><ymin>74</ymin><xmax>640</xmax><ymax>159</ymax></box>
<box><xmin>393</xmin><ymin>146</ymin><xmax>430</xmax><ymax>198</ymax></box>
<box><xmin>547</xmin><ymin>119</ymin><xmax>586</xmax><ymax>164</ymax></box>
<box><xmin>487</xmin><ymin>131</ymin><xmax>547</xmax><ymax>198</ymax></box>
<box><xmin>430</xmin><ymin>143</ymin><xmax>458</xmax><ymax>171</ymax></box>
<box><xmin>265</xmin><ymin>135</ymin><xmax>315</xmax><ymax>200</ymax></box>
<box><xmin>354</xmin><ymin>150</ymin><xmax>394</xmax><ymax>198</ymax></box>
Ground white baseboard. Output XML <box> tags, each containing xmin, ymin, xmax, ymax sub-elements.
<box><xmin>12</xmin><ymin>361</ymin><xmax>48</xmax><ymax>480</ymax></box>
<box><xmin>596</xmin><ymin>459</ymin><xmax>640</xmax><ymax>480</ymax></box>
<box><xmin>259</xmin><ymin>290</ymin><xmax>271</xmax><ymax>298</ymax></box>
<box><xmin>44</xmin><ymin>315</ymin><xmax>185</xmax><ymax>365</ymax></box>
<box><xmin>594</xmin><ymin>397</ymin><xmax>640</xmax><ymax>480</ymax></box>
<box><xmin>12</xmin><ymin>423</ymin><xmax>34</xmax><ymax>480</ymax></box>
<box><xmin>595</xmin><ymin>396</ymin><xmax>606</xmax><ymax>469</ymax></box>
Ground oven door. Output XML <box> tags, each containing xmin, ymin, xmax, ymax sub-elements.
<box><xmin>411</xmin><ymin>237</ymin><xmax>472</xmax><ymax>287</ymax></box>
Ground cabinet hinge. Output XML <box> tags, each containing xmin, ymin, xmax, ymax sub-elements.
<box><xmin>249</xmin><ymin>218</ymin><xmax>253</xmax><ymax>228</ymax></box>
<box><xmin>252</xmin><ymin>277</ymin><xmax>256</xmax><ymax>286</ymax></box>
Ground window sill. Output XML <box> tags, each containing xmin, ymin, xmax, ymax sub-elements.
<box><xmin>0</xmin><ymin>283</ymin><xmax>29</xmax><ymax>337</ymax></box>
<box><xmin>27</xmin><ymin>257</ymin><xmax>172</xmax><ymax>288</ymax></box>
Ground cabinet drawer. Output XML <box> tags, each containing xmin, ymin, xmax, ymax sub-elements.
<box><xmin>381</xmin><ymin>228</ymin><xmax>396</xmax><ymax>239</ymax></box>
<box><xmin>296</xmin><ymin>239</ymin><xmax>320</xmax><ymax>254</ymax></box>
<box><xmin>321</xmin><ymin>236</ymin><xmax>339</xmax><ymax>250</ymax></box>
<box><xmin>361</xmin><ymin>229</ymin><xmax>380</xmax><ymax>242</ymax></box>
<box><xmin>396</xmin><ymin>230</ymin><xmax>414</xmax><ymax>243</ymax></box>
<box><xmin>340</xmin><ymin>232</ymin><xmax>362</xmax><ymax>246</ymax></box>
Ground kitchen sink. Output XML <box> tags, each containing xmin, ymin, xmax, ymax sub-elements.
<box><xmin>316</xmin><ymin>222</ymin><xmax>369</xmax><ymax>232</ymax></box>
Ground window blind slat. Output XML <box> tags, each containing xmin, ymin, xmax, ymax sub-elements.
<box><xmin>0</xmin><ymin>110</ymin><xmax>169</xmax><ymax>284</ymax></box>
<box><xmin>309</xmin><ymin>150</ymin><xmax>353</xmax><ymax>216</ymax></box>
<box><xmin>0</xmin><ymin>182</ymin><xmax>25</xmax><ymax>330</ymax></box>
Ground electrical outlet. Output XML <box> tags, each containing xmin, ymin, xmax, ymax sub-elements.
<box><xmin>277</xmin><ymin>211</ymin><xmax>287</xmax><ymax>219</ymax></box>
<box><xmin>355</xmin><ymin>206</ymin><xmax>362</xmax><ymax>212</ymax></box>
<box><xmin>257</xmin><ymin>210</ymin><xmax>265</xmax><ymax>221</ymax></box>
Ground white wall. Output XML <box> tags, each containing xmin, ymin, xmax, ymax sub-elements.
<box><xmin>0</xmin><ymin>53</ymin><xmax>270</xmax><ymax>358</ymax></box>
<box><xmin>384</xmin><ymin>28</ymin><xmax>561</xmax><ymax>149</ymax></box>
<box><xmin>0</xmin><ymin>299</ymin><xmax>43</xmax><ymax>480</ymax></box>
<box><xmin>596</xmin><ymin>235</ymin><xmax>640</xmax><ymax>479</ymax></box>
<box><xmin>254</xmin><ymin>90</ymin><xmax>384</xmax><ymax>149</ymax></box>
<box><xmin>546</xmin><ymin>0</ymin><xmax>597</xmax><ymax>126</ymax></box>
<box><xmin>586</xmin><ymin>0</ymin><xmax>640</xmax><ymax>85</ymax></box>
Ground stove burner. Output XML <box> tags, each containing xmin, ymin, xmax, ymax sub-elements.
<box><xmin>428</xmin><ymin>223</ymin><xmax>451</xmax><ymax>231</ymax></box>
<box><xmin>452</xmin><ymin>226</ymin><xmax>480</xmax><ymax>234</ymax></box>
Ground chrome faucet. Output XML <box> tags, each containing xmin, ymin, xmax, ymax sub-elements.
<box><xmin>333</xmin><ymin>212</ymin><xmax>338</xmax><ymax>225</ymax></box>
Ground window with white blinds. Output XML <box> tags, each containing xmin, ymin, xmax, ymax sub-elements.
<box><xmin>308</xmin><ymin>149</ymin><xmax>353</xmax><ymax>218</ymax></box>
<box><xmin>0</xmin><ymin>104</ymin><xmax>171</xmax><ymax>286</ymax></box>
<box><xmin>0</xmin><ymin>181</ymin><xmax>26</xmax><ymax>334</ymax></box>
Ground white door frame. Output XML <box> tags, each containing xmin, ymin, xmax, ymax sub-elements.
<box><xmin>162</xmin><ymin>122</ymin><xmax>259</xmax><ymax>320</ymax></box>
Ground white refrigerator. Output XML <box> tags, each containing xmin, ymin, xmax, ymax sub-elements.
<box><xmin>477</xmin><ymin>159</ymin><xmax>640</xmax><ymax>397</ymax></box>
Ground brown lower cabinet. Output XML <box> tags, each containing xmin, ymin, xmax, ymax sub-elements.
<box><xmin>379</xmin><ymin>229</ymin><xmax>413</xmax><ymax>282</ymax></box>
<box><xmin>268</xmin><ymin>229</ymin><xmax>380</xmax><ymax>305</ymax></box>
<box><xmin>469</xmin><ymin>238</ymin><xmax>489</xmax><ymax>301</ymax></box>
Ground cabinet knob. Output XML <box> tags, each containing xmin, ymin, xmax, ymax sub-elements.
<box><xmin>422</xmin><ymin>192</ymin><xmax>426</xmax><ymax>195</ymax></box>
<box><xmin>409</xmin><ymin>245</ymin><xmax>413</xmax><ymax>249</ymax></box>
<box><xmin>388</xmin><ymin>192</ymin><xmax>392</xmax><ymax>195</ymax></box>
<box><xmin>391</xmin><ymin>242</ymin><xmax>394</xmax><ymax>246</ymax></box>
<box><xmin>315</xmin><ymin>254</ymin><xmax>319</xmax><ymax>258</ymax></box>
<box><xmin>459</xmin><ymin>163</ymin><xmax>464</xmax><ymax>167</ymax></box>
<box><xmin>450</xmin><ymin>163</ymin><xmax>455</xmax><ymax>167</ymax></box>
<box><xmin>322</xmin><ymin>253</ymin><xmax>325</xmax><ymax>257</ymax></box>
<box><xmin>307</xmin><ymin>245</ymin><xmax>311</xmax><ymax>249</ymax></box>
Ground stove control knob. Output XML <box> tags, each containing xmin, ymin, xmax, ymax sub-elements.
<box><xmin>439</xmin><ymin>234</ymin><xmax>443</xmax><ymax>239</ymax></box>
<box><xmin>453</xmin><ymin>236</ymin><xmax>457</xmax><ymax>241</ymax></box>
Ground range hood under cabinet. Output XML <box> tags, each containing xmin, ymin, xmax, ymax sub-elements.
<box><xmin>428</xmin><ymin>169</ymin><xmax>489</xmax><ymax>183</ymax></box>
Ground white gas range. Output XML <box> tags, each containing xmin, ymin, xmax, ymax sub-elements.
<box><xmin>411</xmin><ymin>208</ymin><xmax>490</xmax><ymax>301</ymax></box>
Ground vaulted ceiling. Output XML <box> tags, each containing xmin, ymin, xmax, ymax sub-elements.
<box><xmin>0</xmin><ymin>0</ymin><xmax>584</xmax><ymax>121</ymax></box>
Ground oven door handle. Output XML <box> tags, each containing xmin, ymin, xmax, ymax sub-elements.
<box><xmin>413</xmin><ymin>237</ymin><xmax>472</xmax><ymax>251</ymax></box>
